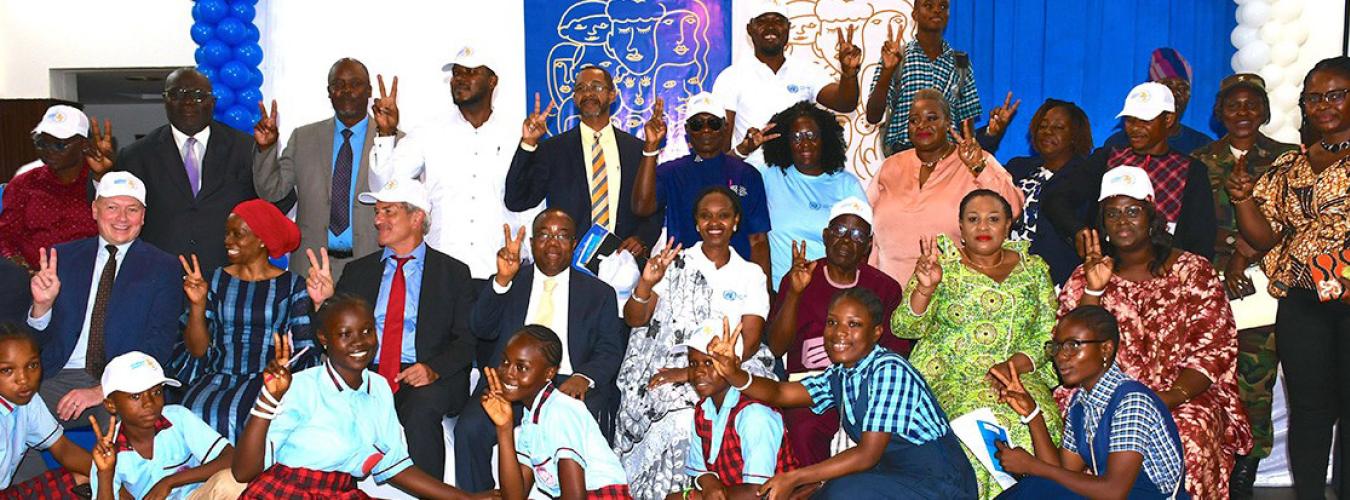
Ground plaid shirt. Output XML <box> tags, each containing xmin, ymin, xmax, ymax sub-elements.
<box><xmin>690</xmin><ymin>390</ymin><xmax>797</xmax><ymax>486</ymax></box>
<box><xmin>801</xmin><ymin>346</ymin><xmax>950</xmax><ymax>445</ymax></box>
<box><xmin>1063</xmin><ymin>363</ymin><xmax>1185</xmax><ymax>494</ymax></box>
<box><xmin>1106</xmin><ymin>148</ymin><xmax>1194</xmax><ymax>223</ymax></box>
<box><xmin>870</xmin><ymin>40</ymin><xmax>982</xmax><ymax>150</ymax></box>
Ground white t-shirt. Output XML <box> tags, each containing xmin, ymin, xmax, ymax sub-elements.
<box><xmin>712</xmin><ymin>57</ymin><xmax>834</xmax><ymax>165</ymax></box>
<box><xmin>653</xmin><ymin>242</ymin><xmax>770</xmax><ymax>323</ymax></box>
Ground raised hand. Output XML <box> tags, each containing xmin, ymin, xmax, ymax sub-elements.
<box><xmin>786</xmin><ymin>240</ymin><xmax>817</xmax><ymax>295</ymax></box>
<box><xmin>735</xmin><ymin>122</ymin><xmax>780</xmax><ymax>157</ymax></box>
<box><xmin>706</xmin><ymin>316</ymin><xmax>745</xmax><ymax>380</ymax></box>
<box><xmin>639</xmin><ymin>237</ymin><xmax>682</xmax><ymax>287</ymax></box>
<box><xmin>988</xmin><ymin>362</ymin><xmax>1036</xmax><ymax>417</ymax></box>
<box><xmin>494</xmin><ymin>225</ymin><xmax>526</xmax><ymax>287</ymax></box>
<box><xmin>952</xmin><ymin>119</ymin><xmax>986</xmax><ymax>172</ymax></box>
<box><xmin>480</xmin><ymin>367</ymin><xmax>514</xmax><ymax>428</ymax></box>
<box><xmin>372</xmin><ymin>74</ymin><xmax>400</xmax><ymax>135</ymax></box>
<box><xmin>1080</xmin><ymin>229</ymin><xmax>1114</xmax><ymax>292</ymax></box>
<box><xmin>1225</xmin><ymin>154</ymin><xmax>1256</xmax><ymax>203</ymax></box>
<box><xmin>179</xmin><ymin>254</ymin><xmax>207</xmax><ymax>306</ymax></box>
<box><xmin>643</xmin><ymin>97</ymin><xmax>667</xmax><ymax>150</ymax></box>
<box><xmin>835</xmin><ymin>24</ymin><xmax>862</xmax><ymax>77</ymax></box>
<box><xmin>30</xmin><ymin>247</ymin><xmax>60</xmax><ymax>314</ymax></box>
<box><xmin>521</xmin><ymin>92</ymin><xmax>555</xmax><ymax>146</ymax></box>
<box><xmin>913</xmin><ymin>235</ymin><xmax>943</xmax><ymax>291</ymax></box>
<box><xmin>84</xmin><ymin>118</ymin><xmax>115</xmax><ymax>176</ymax></box>
<box><xmin>89</xmin><ymin>415</ymin><xmax>118</xmax><ymax>473</ymax></box>
<box><xmin>262</xmin><ymin>332</ymin><xmax>294</xmax><ymax>398</ymax></box>
<box><xmin>254</xmin><ymin>99</ymin><xmax>280</xmax><ymax>149</ymax></box>
<box><xmin>986</xmin><ymin>92</ymin><xmax>1021</xmax><ymax>138</ymax></box>
<box><xmin>305</xmin><ymin>248</ymin><xmax>334</xmax><ymax>308</ymax></box>
<box><xmin>880</xmin><ymin>22</ymin><xmax>904</xmax><ymax>71</ymax></box>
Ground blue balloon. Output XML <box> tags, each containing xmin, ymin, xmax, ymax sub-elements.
<box><xmin>201</xmin><ymin>40</ymin><xmax>231</xmax><ymax>66</ymax></box>
<box><xmin>224</xmin><ymin>105</ymin><xmax>254</xmax><ymax>130</ymax></box>
<box><xmin>196</xmin><ymin>65</ymin><xmax>218</xmax><ymax>83</ymax></box>
<box><xmin>212</xmin><ymin>85</ymin><xmax>236</xmax><ymax>110</ymax></box>
<box><xmin>215</xmin><ymin>18</ymin><xmax>247</xmax><ymax>45</ymax></box>
<box><xmin>193</xmin><ymin>0</ymin><xmax>228</xmax><ymax>23</ymax></box>
<box><xmin>237</xmin><ymin>87</ymin><xmax>263</xmax><ymax>109</ymax></box>
<box><xmin>230</xmin><ymin>0</ymin><xmax>258</xmax><ymax>5</ymax></box>
<box><xmin>229</xmin><ymin>1</ymin><xmax>255</xmax><ymax>22</ymax></box>
<box><xmin>219</xmin><ymin>61</ymin><xmax>251</xmax><ymax>89</ymax></box>
<box><xmin>243</xmin><ymin>24</ymin><xmax>260</xmax><ymax>44</ymax></box>
<box><xmin>249</xmin><ymin>68</ymin><xmax>264</xmax><ymax>87</ymax></box>
<box><xmin>190</xmin><ymin>22</ymin><xmax>215</xmax><ymax>45</ymax></box>
<box><xmin>194</xmin><ymin>47</ymin><xmax>207</xmax><ymax>67</ymax></box>
<box><xmin>233</xmin><ymin>44</ymin><xmax>263</xmax><ymax>67</ymax></box>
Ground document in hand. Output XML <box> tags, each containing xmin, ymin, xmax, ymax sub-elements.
<box><xmin>951</xmin><ymin>407</ymin><xmax>1017</xmax><ymax>488</ymax></box>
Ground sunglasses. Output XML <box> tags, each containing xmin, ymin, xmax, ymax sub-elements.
<box><xmin>33</xmin><ymin>139</ymin><xmax>76</xmax><ymax>152</ymax></box>
<box><xmin>163</xmin><ymin>89</ymin><xmax>212</xmax><ymax>103</ymax></box>
<box><xmin>686</xmin><ymin>116</ymin><xmax>724</xmax><ymax>132</ymax></box>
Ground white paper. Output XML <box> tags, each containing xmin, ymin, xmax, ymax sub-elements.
<box><xmin>951</xmin><ymin>407</ymin><xmax>1018</xmax><ymax>488</ymax></box>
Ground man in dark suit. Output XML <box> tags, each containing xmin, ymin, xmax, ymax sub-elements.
<box><xmin>505</xmin><ymin>66</ymin><xmax>662</xmax><ymax>259</ymax></box>
<box><xmin>98</xmin><ymin>67</ymin><xmax>260</xmax><ymax>271</ymax></box>
<box><xmin>308</xmin><ymin>177</ymin><xmax>474</xmax><ymax>481</ymax></box>
<box><xmin>254</xmin><ymin>58</ymin><xmax>383</xmax><ymax>281</ymax></box>
<box><xmin>453</xmin><ymin>208</ymin><xmax>627</xmax><ymax>492</ymax></box>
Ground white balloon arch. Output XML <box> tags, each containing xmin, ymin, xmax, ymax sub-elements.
<box><xmin>1233</xmin><ymin>0</ymin><xmax>1309</xmax><ymax>142</ymax></box>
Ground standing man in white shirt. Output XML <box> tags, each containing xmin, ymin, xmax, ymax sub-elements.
<box><xmin>713</xmin><ymin>2</ymin><xmax>862</xmax><ymax>164</ymax></box>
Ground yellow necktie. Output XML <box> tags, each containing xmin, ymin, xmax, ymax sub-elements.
<box><xmin>532</xmin><ymin>277</ymin><xmax>558</xmax><ymax>329</ymax></box>
<box><xmin>589</xmin><ymin>131</ymin><xmax>610</xmax><ymax>228</ymax></box>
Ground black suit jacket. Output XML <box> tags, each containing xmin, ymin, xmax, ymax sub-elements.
<box><xmin>115</xmin><ymin>122</ymin><xmax>260</xmax><ymax>271</ymax></box>
<box><xmin>505</xmin><ymin>126</ymin><xmax>663</xmax><ymax>247</ymax></box>
<box><xmin>471</xmin><ymin>267</ymin><xmax>627</xmax><ymax>390</ymax></box>
<box><xmin>0</xmin><ymin>258</ymin><xmax>30</xmax><ymax>326</ymax></box>
<box><xmin>335</xmin><ymin>246</ymin><xmax>476</xmax><ymax>393</ymax></box>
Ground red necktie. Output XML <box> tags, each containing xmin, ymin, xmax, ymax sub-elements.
<box><xmin>380</xmin><ymin>256</ymin><xmax>412</xmax><ymax>393</ymax></box>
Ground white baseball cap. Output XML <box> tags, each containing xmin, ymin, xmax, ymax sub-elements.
<box><xmin>96</xmin><ymin>172</ymin><xmax>148</xmax><ymax>207</ymax></box>
<box><xmin>673</xmin><ymin>319</ymin><xmax>745</xmax><ymax>358</ymax></box>
<box><xmin>32</xmin><ymin>105</ymin><xmax>90</xmax><ymax>140</ymax></box>
<box><xmin>358</xmin><ymin>177</ymin><xmax>431</xmax><ymax>213</ymax></box>
<box><xmin>754</xmin><ymin>0</ymin><xmax>789</xmax><ymax>19</ymax></box>
<box><xmin>1116</xmin><ymin>82</ymin><xmax>1176</xmax><ymax>121</ymax></box>
<box><xmin>1099</xmin><ymin>166</ymin><xmax>1155</xmax><ymax>202</ymax></box>
<box><xmin>829</xmin><ymin>197</ymin><xmax>874</xmax><ymax>227</ymax></box>
<box><xmin>101</xmin><ymin>352</ymin><xmax>181</xmax><ymax>397</ymax></box>
<box><xmin>684</xmin><ymin>92</ymin><xmax>725</xmax><ymax>121</ymax></box>
<box><xmin>441</xmin><ymin>45</ymin><xmax>497</xmax><ymax>73</ymax></box>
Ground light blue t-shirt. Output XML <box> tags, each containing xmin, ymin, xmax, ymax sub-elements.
<box><xmin>684</xmin><ymin>388</ymin><xmax>784</xmax><ymax>485</ymax></box>
<box><xmin>517</xmin><ymin>383</ymin><xmax>628</xmax><ymax>496</ymax></box>
<box><xmin>755</xmin><ymin>165</ymin><xmax>868</xmax><ymax>289</ymax></box>
<box><xmin>88</xmin><ymin>405</ymin><xmax>228</xmax><ymax>500</ymax></box>
<box><xmin>1</xmin><ymin>394</ymin><xmax>62</xmax><ymax>489</ymax></box>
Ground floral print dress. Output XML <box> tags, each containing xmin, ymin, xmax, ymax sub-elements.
<box><xmin>892</xmin><ymin>235</ymin><xmax>1061</xmax><ymax>499</ymax></box>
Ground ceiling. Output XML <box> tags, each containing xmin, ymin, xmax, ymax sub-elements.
<box><xmin>74</xmin><ymin>68</ymin><xmax>179</xmax><ymax>105</ymax></box>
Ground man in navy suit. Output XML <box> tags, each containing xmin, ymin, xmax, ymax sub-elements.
<box><xmin>453</xmin><ymin>208</ymin><xmax>627</xmax><ymax>492</ymax></box>
<box><xmin>25</xmin><ymin>171</ymin><xmax>183</xmax><ymax>425</ymax></box>
<box><xmin>504</xmin><ymin>66</ymin><xmax>663</xmax><ymax>260</ymax></box>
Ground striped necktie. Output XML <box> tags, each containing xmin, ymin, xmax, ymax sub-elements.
<box><xmin>589</xmin><ymin>130</ymin><xmax>610</xmax><ymax>228</ymax></box>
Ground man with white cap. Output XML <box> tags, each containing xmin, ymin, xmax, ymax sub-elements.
<box><xmin>306</xmin><ymin>178</ymin><xmax>476</xmax><ymax>481</ymax></box>
<box><xmin>0</xmin><ymin>105</ymin><xmax>100</xmax><ymax>270</ymax></box>
<box><xmin>712</xmin><ymin>0</ymin><xmax>862</xmax><ymax>165</ymax></box>
<box><xmin>632</xmin><ymin>92</ymin><xmax>773</xmax><ymax>279</ymax></box>
<box><xmin>1043</xmin><ymin>81</ymin><xmax>1216</xmax><ymax>261</ymax></box>
<box><xmin>25</xmin><ymin>171</ymin><xmax>184</xmax><ymax>427</ymax></box>
<box><xmin>253</xmin><ymin>58</ymin><xmax>383</xmax><ymax>282</ymax></box>
<box><xmin>1101</xmin><ymin>48</ymin><xmax>1214</xmax><ymax>154</ymax></box>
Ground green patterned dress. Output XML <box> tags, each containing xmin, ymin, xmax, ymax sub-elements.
<box><xmin>892</xmin><ymin>234</ymin><xmax>1062</xmax><ymax>499</ymax></box>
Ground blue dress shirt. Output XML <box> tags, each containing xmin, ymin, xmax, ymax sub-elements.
<box><xmin>329</xmin><ymin>117</ymin><xmax>369</xmax><ymax>252</ymax></box>
<box><xmin>373</xmin><ymin>242</ymin><xmax>424</xmax><ymax>364</ymax></box>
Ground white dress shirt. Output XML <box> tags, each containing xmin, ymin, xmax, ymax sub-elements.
<box><xmin>170</xmin><ymin>125</ymin><xmax>211</xmax><ymax>192</ymax></box>
<box><xmin>712</xmin><ymin>57</ymin><xmax>834</xmax><ymax>166</ymax></box>
<box><xmin>370</xmin><ymin>109</ymin><xmax>540</xmax><ymax>279</ymax></box>
<box><xmin>28</xmin><ymin>237</ymin><xmax>134</xmax><ymax>370</ymax></box>
<box><xmin>492</xmin><ymin>267</ymin><xmax>580</xmax><ymax>377</ymax></box>
<box><xmin>578</xmin><ymin>122</ymin><xmax>623</xmax><ymax>233</ymax></box>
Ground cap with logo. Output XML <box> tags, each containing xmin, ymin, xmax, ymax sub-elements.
<box><xmin>684</xmin><ymin>92</ymin><xmax>725</xmax><ymax>120</ymax></box>
<box><xmin>32</xmin><ymin>105</ymin><xmax>90</xmax><ymax>140</ymax></box>
<box><xmin>829</xmin><ymin>197</ymin><xmax>874</xmax><ymax>227</ymax></box>
<box><xmin>753</xmin><ymin>0</ymin><xmax>788</xmax><ymax>19</ymax></box>
<box><xmin>1116</xmin><ymin>82</ymin><xmax>1176</xmax><ymax>121</ymax></box>
<box><xmin>96</xmin><ymin>172</ymin><xmax>148</xmax><ymax>206</ymax></box>
<box><xmin>441</xmin><ymin>45</ymin><xmax>497</xmax><ymax>73</ymax></box>
<box><xmin>1099</xmin><ymin>166</ymin><xmax>1156</xmax><ymax>202</ymax></box>
<box><xmin>358</xmin><ymin>177</ymin><xmax>431</xmax><ymax>213</ymax></box>
<box><xmin>101</xmin><ymin>352</ymin><xmax>181</xmax><ymax>397</ymax></box>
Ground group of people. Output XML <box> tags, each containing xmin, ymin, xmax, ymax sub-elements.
<box><xmin>1</xmin><ymin>1</ymin><xmax>1349</xmax><ymax>499</ymax></box>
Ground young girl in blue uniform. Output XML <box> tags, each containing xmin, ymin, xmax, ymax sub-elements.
<box><xmin>991</xmin><ymin>306</ymin><xmax>1189</xmax><ymax>499</ymax></box>
<box><xmin>482</xmin><ymin>325</ymin><xmax>632</xmax><ymax>500</ymax></box>
<box><xmin>0</xmin><ymin>325</ymin><xmax>92</xmax><ymax>498</ymax></box>
<box><xmin>704</xmin><ymin>288</ymin><xmax>977</xmax><ymax>499</ymax></box>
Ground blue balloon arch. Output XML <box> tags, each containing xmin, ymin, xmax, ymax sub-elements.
<box><xmin>191</xmin><ymin>0</ymin><xmax>263</xmax><ymax>132</ymax></box>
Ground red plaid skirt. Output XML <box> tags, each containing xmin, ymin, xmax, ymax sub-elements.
<box><xmin>587</xmin><ymin>484</ymin><xmax>633</xmax><ymax>499</ymax></box>
<box><xmin>0</xmin><ymin>469</ymin><xmax>81</xmax><ymax>500</ymax></box>
<box><xmin>240</xmin><ymin>464</ymin><xmax>371</xmax><ymax>500</ymax></box>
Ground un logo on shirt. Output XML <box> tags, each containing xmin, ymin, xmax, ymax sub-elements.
<box><xmin>723</xmin><ymin>290</ymin><xmax>741</xmax><ymax>301</ymax></box>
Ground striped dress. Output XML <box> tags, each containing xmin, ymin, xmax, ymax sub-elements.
<box><xmin>168</xmin><ymin>268</ymin><xmax>319</xmax><ymax>441</ymax></box>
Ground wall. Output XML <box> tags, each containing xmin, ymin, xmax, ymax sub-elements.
<box><xmin>0</xmin><ymin>0</ymin><xmax>195</xmax><ymax>98</ymax></box>
<box><xmin>82</xmin><ymin>103</ymin><xmax>172</xmax><ymax>148</ymax></box>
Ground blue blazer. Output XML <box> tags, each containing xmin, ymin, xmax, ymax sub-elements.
<box><xmin>35</xmin><ymin>237</ymin><xmax>183</xmax><ymax>377</ymax></box>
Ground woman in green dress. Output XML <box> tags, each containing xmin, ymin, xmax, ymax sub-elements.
<box><xmin>892</xmin><ymin>189</ymin><xmax>1061</xmax><ymax>499</ymax></box>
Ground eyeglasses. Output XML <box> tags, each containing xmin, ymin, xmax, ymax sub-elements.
<box><xmin>533</xmin><ymin>233</ymin><xmax>574</xmax><ymax>242</ymax></box>
<box><xmin>1044</xmin><ymin>338</ymin><xmax>1110</xmax><ymax>357</ymax></box>
<box><xmin>1103</xmin><ymin>205</ymin><xmax>1145</xmax><ymax>221</ymax></box>
<box><xmin>163</xmin><ymin>89</ymin><xmax>212</xmax><ymax>103</ymax></box>
<box><xmin>1300</xmin><ymin>88</ymin><xmax>1350</xmax><ymax>106</ymax></box>
<box><xmin>790</xmin><ymin>130</ymin><xmax>820</xmax><ymax>144</ymax></box>
<box><xmin>825</xmin><ymin>224</ymin><xmax>870</xmax><ymax>242</ymax></box>
<box><xmin>327</xmin><ymin>80</ymin><xmax>369</xmax><ymax>92</ymax></box>
<box><xmin>686</xmin><ymin>116</ymin><xmax>724</xmax><ymax>132</ymax></box>
<box><xmin>574</xmin><ymin>82</ymin><xmax>611</xmax><ymax>95</ymax></box>
<box><xmin>33</xmin><ymin>138</ymin><xmax>75</xmax><ymax>152</ymax></box>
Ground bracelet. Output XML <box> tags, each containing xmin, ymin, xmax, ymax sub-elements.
<box><xmin>972</xmin><ymin>159</ymin><xmax>987</xmax><ymax>175</ymax></box>
<box><xmin>260</xmin><ymin>387</ymin><xmax>282</xmax><ymax>406</ymax></box>
<box><xmin>1173</xmin><ymin>384</ymin><xmax>1193</xmax><ymax>401</ymax></box>
<box><xmin>630</xmin><ymin>293</ymin><xmax>651</xmax><ymax>304</ymax></box>
<box><xmin>254</xmin><ymin>397</ymin><xmax>279</xmax><ymax>414</ymax></box>
<box><xmin>1019</xmin><ymin>406</ymin><xmax>1042</xmax><ymax>425</ymax></box>
<box><xmin>913</xmin><ymin>286</ymin><xmax>936</xmax><ymax>297</ymax></box>
<box><xmin>249</xmin><ymin>408</ymin><xmax>277</xmax><ymax>421</ymax></box>
<box><xmin>1083</xmin><ymin>287</ymin><xmax>1105</xmax><ymax>297</ymax></box>
<box><xmin>642</xmin><ymin>149</ymin><xmax>660</xmax><ymax>157</ymax></box>
<box><xmin>733</xmin><ymin>374</ymin><xmax>754</xmax><ymax>391</ymax></box>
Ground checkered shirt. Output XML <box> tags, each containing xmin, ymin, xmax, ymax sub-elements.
<box><xmin>1063</xmin><ymin>363</ymin><xmax>1185</xmax><ymax>494</ymax></box>
<box><xmin>1106</xmin><ymin>148</ymin><xmax>1194</xmax><ymax>223</ymax></box>
<box><xmin>692</xmin><ymin>394</ymin><xmax>798</xmax><ymax>485</ymax></box>
<box><xmin>871</xmin><ymin>40</ymin><xmax>983</xmax><ymax>150</ymax></box>
<box><xmin>800</xmin><ymin>346</ymin><xmax>950</xmax><ymax>445</ymax></box>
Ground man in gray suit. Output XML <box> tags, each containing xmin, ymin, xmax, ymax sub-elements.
<box><xmin>253</xmin><ymin>58</ymin><xmax>387</xmax><ymax>280</ymax></box>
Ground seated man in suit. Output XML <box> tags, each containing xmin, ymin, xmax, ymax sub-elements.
<box><xmin>253</xmin><ymin>58</ymin><xmax>382</xmax><ymax>281</ymax></box>
<box><xmin>308</xmin><ymin>178</ymin><xmax>475</xmax><ymax>481</ymax></box>
<box><xmin>24</xmin><ymin>172</ymin><xmax>182</xmax><ymax>424</ymax></box>
<box><xmin>92</xmin><ymin>68</ymin><xmax>261</xmax><ymax>272</ymax></box>
<box><xmin>454</xmin><ymin>208</ymin><xmax>627</xmax><ymax>492</ymax></box>
<box><xmin>505</xmin><ymin>66</ymin><xmax>663</xmax><ymax>261</ymax></box>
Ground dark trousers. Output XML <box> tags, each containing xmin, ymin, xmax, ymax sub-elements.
<box><xmin>375</xmin><ymin>363</ymin><xmax>467</xmax><ymax>482</ymax></box>
<box><xmin>453</xmin><ymin>376</ymin><xmax>611</xmax><ymax>492</ymax></box>
<box><xmin>468</xmin><ymin>278</ymin><xmax>496</xmax><ymax>369</ymax></box>
<box><xmin>1275</xmin><ymin>288</ymin><xmax>1350</xmax><ymax>499</ymax></box>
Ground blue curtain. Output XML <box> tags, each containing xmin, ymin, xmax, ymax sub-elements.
<box><xmin>945</xmin><ymin>0</ymin><xmax>1237</xmax><ymax>161</ymax></box>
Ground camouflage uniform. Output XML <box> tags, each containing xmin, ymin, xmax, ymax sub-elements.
<box><xmin>1192</xmin><ymin>134</ymin><xmax>1297</xmax><ymax>457</ymax></box>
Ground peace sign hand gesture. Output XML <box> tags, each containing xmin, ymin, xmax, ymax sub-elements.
<box><xmin>179</xmin><ymin>254</ymin><xmax>207</xmax><ymax>306</ymax></box>
<box><xmin>988</xmin><ymin>362</ymin><xmax>1036</xmax><ymax>417</ymax></box>
<box><xmin>30</xmin><ymin>247</ymin><xmax>60</xmax><ymax>313</ymax></box>
<box><xmin>263</xmin><ymin>332</ymin><xmax>294</xmax><ymax>398</ymax></box>
<box><xmin>89</xmin><ymin>415</ymin><xmax>118</xmax><ymax>472</ymax></box>
<box><xmin>639</xmin><ymin>237</ymin><xmax>682</xmax><ymax>287</ymax></box>
<box><xmin>373</xmin><ymin>74</ymin><xmax>400</xmax><ymax>135</ymax></box>
<box><xmin>305</xmin><ymin>248</ymin><xmax>334</xmax><ymax>309</ymax></box>
<box><xmin>952</xmin><ymin>119</ymin><xmax>986</xmax><ymax>173</ymax></box>
<box><xmin>254</xmin><ymin>99</ymin><xmax>280</xmax><ymax>149</ymax></box>
<box><xmin>706</xmin><ymin>316</ymin><xmax>746</xmax><ymax>381</ymax></box>
<box><xmin>985</xmin><ymin>92</ymin><xmax>1021</xmax><ymax>138</ymax></box>
<box><xmin>481</xmin><ymin>367</ymin><xmax>514</xmax><ymax>428</ymax></box>
<box><xmin>84</xmin><ymin>118</ymin><xmax>115</xmax><ymax>177</ymax></box>
<box><xmin>735</xmin><ymin>122</ymin><xmax>780</xmax><ymax>157</ymax></box>
<box><xmin>913</xmin><ymin>235</ymin><xmax>943</xmax><ymax>291</ymax></box>
<box><xmin>495</xmin><ymin>225</ymin><xmax>527</xmax><ymax>287</ymax></box>
<box><xmin>1226</xmin><ymin>154</ymin><xmax>1257</xmax><ymax>203</ymax></box>
<box><xmin>786</xmin><ymin>240</ymin><xmax>817</xmax><ymax>295</ymax></box>
<box><xmin>1079</xmin><ymin>229</ymin><xmax>1114</xmax><ymax>292</ymax></box>
<box><xmin>880</xmin><ymin>22</ymin><xmax>905</xmax><ymax>71</ymax></box>
<box><xmin>644</xmin><ymin>97</ymin><xmax>667</xmax><ymax>150</ymax></box>
<box><xmin>521</xmin><ymin>92</ymin><xmax>555</xmax><ymax>147</ymax></box>
<box><xmin>835</xmin><ymin>25</ymin><xmax>862</xmax><ymax>77</ymax></box>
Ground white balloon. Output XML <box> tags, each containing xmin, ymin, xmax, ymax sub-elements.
<box><xmin>1232</xmin><ymin>53</ymin><xmax>1245</xmax><ymax>72</ymax></box>
<box><xmin>1259</xmin><ymin>23</ymin><xmax>1283</xmax><ymax>45</ymax></box>
<box><xmin>1266</xmin><ymin>110</ymin><xmax>1286</xmax><ymax>131</ymax></box>
<box><xmin>1233</xmin><ymin>25</ymin><xmax>1261</xmax><ymax>47</ymax></box>
<box><xmin>1235</xmin><ymin>0</ymin><xmax>1251</xmax><ymax>5</ymax></box>
<box><xmin>1237</xmin><ymin>1</ymin><xmax>1272</xmax><ymax>25</ymax></box>
<box><xmin>1238</xmin><ymin>42</ymin><xmax>1273</xmax><ymax>71</ymax></box>
<box><xmin>1285</xmin><ymin>23</ymin><xmax>1309</xmax><ymax>46</ymax></box>
<box><xmin>1271</xmin><ymin>41</ymin><xmax>1300</xmax><ymax>66</ymax></box>
<box><xmin>1259</xmin><ymin>64</ymin><xmax>1286</xmax><ymax>88</ymax></box>
<box><xmin>1272</xmin><ymin>0</ymin><xmax>1303</xmax><ymax>22</ymax></box>
<box><xmin>1272</xmin><ymin>85</ymin><xmax>1300</xmax><ymax>109</ymax></box>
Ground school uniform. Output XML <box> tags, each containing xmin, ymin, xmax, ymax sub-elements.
<box><xmin>1</xmin><ymin>394</ymin><xmax>79</xmax><ymax>498</ymax></box>
<box><xmin>686</xmin><ymin>388</ymin><xmax>796</xmax><ymax>487</ymax></box>
<box><xmin>241</xmin><ymin>361</ymin><xmax>412</xmax><ymax>498</ymax></box>
<box><xmin>997</xmin><ymin>364</ymin><xmax>1189</xmax><ymax>499</ymax></box>
<box><xmin>517</xmin><ymin>383</ymin><xmax>631</xmax><ymax>499</ymax></box>
<box><xmin>798</xmin><ymin>346</ymin><xmax>976</xmax><ymax>499</ymax></box>
<box><xmin>88</xmin><ymin>405</ymin><xmax>228</xmax><ymax>499</ymax></box>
